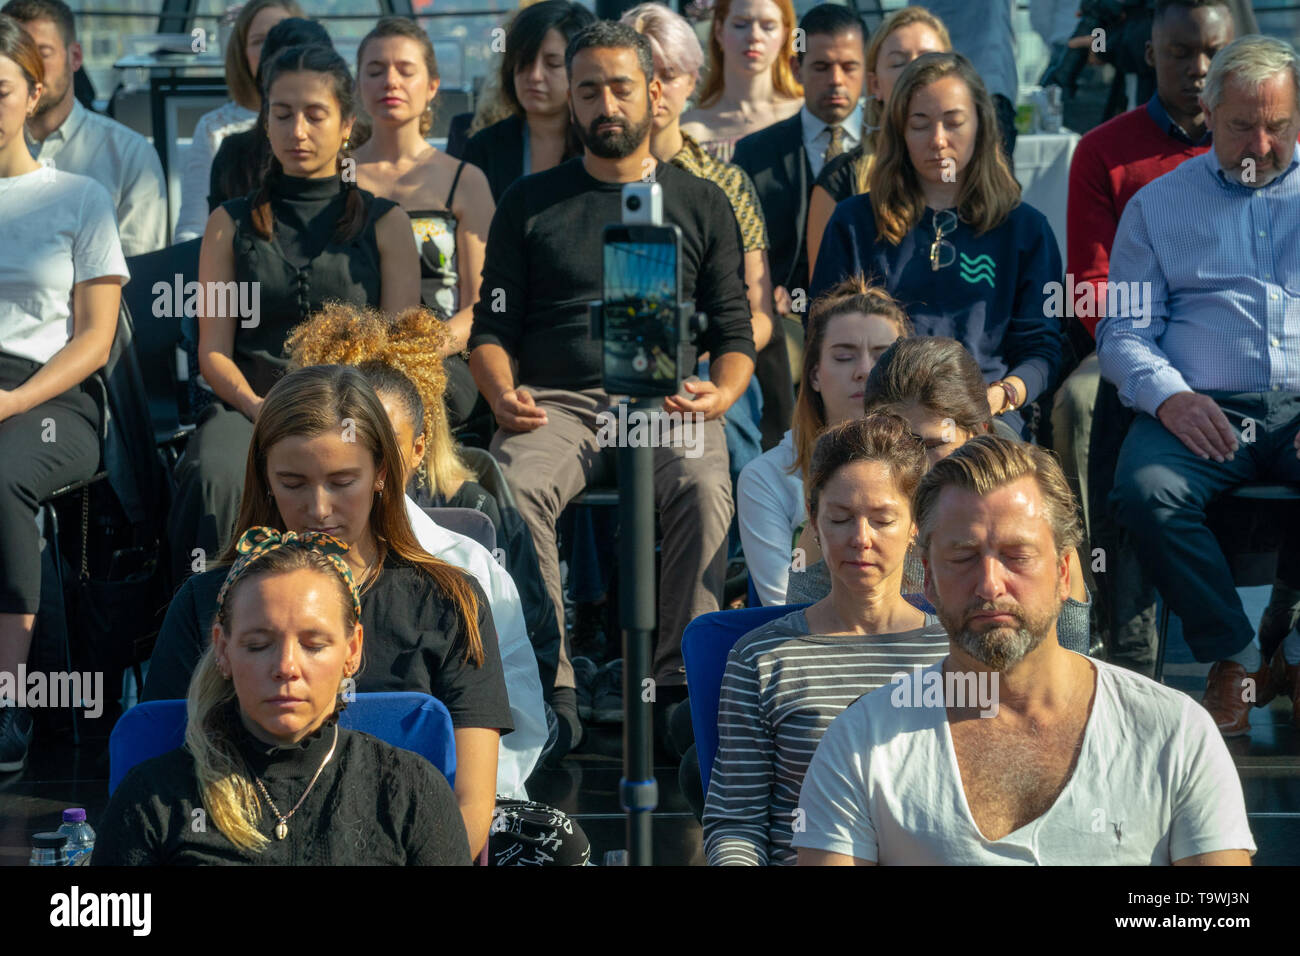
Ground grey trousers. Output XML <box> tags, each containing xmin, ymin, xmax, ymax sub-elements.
<box><xmin>491</xmin><ymin>387</ymin><xmax>733</xmax><ymax>689</ymax></box>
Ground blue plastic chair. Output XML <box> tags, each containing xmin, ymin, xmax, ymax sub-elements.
<box><xmin>108</xmin><ymin>692</ymin><xmax>457</xmax><ymax>795</ymax></box>
<box><xmin>682</xmin><ymin>604</ymin><xmax>809</xmax><ymax>795</ymax></box>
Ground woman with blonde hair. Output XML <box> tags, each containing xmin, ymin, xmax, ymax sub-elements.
<box><xmin>678</xmin><ymin>0</ymin><xmax>802</xmax><ymax>161</ymax></box>
<box><xmin>811</xmin><ymin>52</ymin><xmax>1063</xmax><ymax>440</ymax></box>
<box><xmin>174</xmin><ymin>0</ymin><xmax>302</xmax><ymax>241</ymax></box>
<box><xmin>738</xmin><ymin>276</ymin><xmax>910</xmax><ymax>605</ymax></box>
<box><xmin>806</xmin><ymin>5</ymin><xmax>950</xmax><ymax>274</ymax></box>
<box><xmin>95</xmin><ymin>530</ymin><xmax>471</xmax><ymax>864</ymax></box>
<box><xmin>144</xmin><ymin>364</ymin><xmax>511</xmax><ymax>857</ymax></box>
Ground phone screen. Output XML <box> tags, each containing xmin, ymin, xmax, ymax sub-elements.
<box><xmin>602</xmin><ymin>228</ymin><xmax>681</xmax><ymax>396</ymax></box>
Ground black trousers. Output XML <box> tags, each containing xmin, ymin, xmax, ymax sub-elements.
<box><xmin>167</xmin><ymin>401</ymin><xmax>255</xmax><ymax>584</ymax></box>
<box><xmin>0</xmin><ymin>353</ymin><xmax>100</xmax><ymax>614</ymax></box>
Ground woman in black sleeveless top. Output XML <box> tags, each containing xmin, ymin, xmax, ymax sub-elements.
<box><xmin>170</xmin><ymin>43</ymin><xmax>419</xmax><ymax>581</ymax></box>
<box><xmin>352</xmin><ymin>18</ymin><xmax>494</xmax><ymax>432</ymax></box>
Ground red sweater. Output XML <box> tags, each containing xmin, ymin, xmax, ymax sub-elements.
<box><xmin>1066</xmin><ymin>105</ymin><xmax>1209</xmax><ymax>336</ymax></box>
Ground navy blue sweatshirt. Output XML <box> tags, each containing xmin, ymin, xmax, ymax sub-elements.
<box><xmin>811</xmin><ymin>198</ymin><xmax>1064</xmax><ymax>411</ymax></box>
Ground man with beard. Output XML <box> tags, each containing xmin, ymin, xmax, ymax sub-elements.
<box><xmin>468</xmin><ymin>20</ymin><xmax>754</xmax><ymax>758</ymax></box>
<box><xmin>1100</xmin><ymin>34</ymin><xmax>1300</xmax><ymax>737</ymax></box>
<box><xmin>4</xmin><ymin>0</ymin><xmax>165</xmax><ymax>255</ymax></box>
<box><xmin>793</xmin><ymin>436</ymin><xmax>1254</xmax><ymax>864</ymax></box>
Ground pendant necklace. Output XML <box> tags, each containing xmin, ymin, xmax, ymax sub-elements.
<box><xmin>253</xmin><ymin>722</ymin><xmax>339</xmax><ymax>840</ymax></box>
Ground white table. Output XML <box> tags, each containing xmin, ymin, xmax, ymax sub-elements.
<box><xmin>1014</xmin><ymin>130</ymin><xmax>1080</xmax><ymax>263</ymax></box>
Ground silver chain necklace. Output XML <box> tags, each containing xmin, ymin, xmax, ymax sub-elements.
<box><xmin>252</xmin><ymin>722</ymin><xmax>340</xmax><ymax>840</ymax></box>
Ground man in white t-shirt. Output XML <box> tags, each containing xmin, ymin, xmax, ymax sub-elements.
<box><xmin>794</xmin><ymin>436</ymin><xmax>1255</xmax><ymax>865</ymax></box>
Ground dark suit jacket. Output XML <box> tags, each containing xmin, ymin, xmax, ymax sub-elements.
<box><xmin>462</xmin><ymin>114</ymin><xmax>525</xmax><ymax>205</ymax></box>
<box><xmin>732</xmin><ymin>113</ymin><xmax>811</xmax><ymax>294</ymax></box>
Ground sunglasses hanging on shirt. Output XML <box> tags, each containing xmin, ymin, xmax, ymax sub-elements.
<box><xmin>930</xmin><ymin>208</ymin><xmax>958</xmax><ymax>272</ymax></box>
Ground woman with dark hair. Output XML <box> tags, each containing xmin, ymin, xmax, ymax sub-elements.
<box><xmin>461</xmin><ymin>0</ymin><xmax>596</xmax><ymax>202</ymax></box>
<box><xmin>811</xmin><ymin>52</ymin><xmax>1064</xmax><ymax>440</ymax></box>
<box><xmin>146</xmin><ymin>365</ymin><xmax>510</xmax><ymax>857</ymax></box>
<box><xmin>352</xmin><ymin>17</ymin><xmax>495</xmax><ymax>431</ymax></box>
<box><xmin>0</xmin><ymin>15</ymin><xmax>128</xmax><ymax>771</ymax></box>
<box><xmin>169</xmin><ymin>42</ymin><xmax>420</xmax><ymax>586</ymax></box>
<box><xmin>705</xmin><ymin>413</ymin><xmax>948</xmax><ymax>865</ymax></box>
<box><xmin>175</xmin><ymin>0</ymin><xmax>302</xmax><ymax>241</ymax></box>
<box><xmin>95</xmin><ymin>529</ymin><xmax>471</xmax><ymax>864</ymax></box>
<box><xmin>206</xmin><ymin>16</ymin><xmax>332</xmax><ymax>209</ymax></box>
<box><xmin>787</xmin><ymin>336</ymin><xmax>1091</xmax><ymax>656</ymax></box>
<box><xmin>738</xmin><ymin>275</ymin><xmax>910</xmax><ymax>605</ymax></box>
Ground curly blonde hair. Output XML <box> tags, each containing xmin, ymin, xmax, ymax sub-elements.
<box><xmin>284</xmin><ymin>303</ymin><xmax>475</xmax><ymax>497</ymax></box>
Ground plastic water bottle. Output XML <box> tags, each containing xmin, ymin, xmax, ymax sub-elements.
<box><xmin>29</xmin><ymin>832</ymin><xmax>68</xmax><ymax>866</ymax></box>
<box><xmin>56</xmin><ymin>808</ymin><xmax>95</xmax><ymax>865</ymax></box>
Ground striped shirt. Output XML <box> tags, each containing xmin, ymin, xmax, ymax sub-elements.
<box><xmin>703</xmin><ymin>608</ymin><xmax>949</xmax><ymax>866</ymax></box>
<box><xmin>1097</xmin><ymin>144</ymin><xmax>1300</xmax><ymax>417</ymax></box>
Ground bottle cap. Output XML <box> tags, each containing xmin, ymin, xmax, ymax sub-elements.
<box><xmin>33</xmin><ymin>832</ymin><xmax>68</xmax><ymax>848</ymax></box>
<box><xmin>62</xmin><ymin>808</ymin><xmax>87</xmax><ymax>823</ymax></box>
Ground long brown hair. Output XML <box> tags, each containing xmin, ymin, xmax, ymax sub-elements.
<box><xmin>218</xmin><ymin>364</ymin><xmax>486</xmax><ymax>666</ymax></box>
<box><xmin>695</xmin><ymin>0</ymin><xmax>802</xmax><ymax>109</ymax></box>
<box><xmin>790</xmin><ymin>274</ymin><xmax>911</xmax><ymax>480</ymax></box>
<box><xmin>869</xmin><ymin>52</ymin><xmax>1020</xmax><ymax>246</ymax></box>
<box><xmin>225</xmin><ymin>0</ymin><xmax>304</xmax><ymax>111</ymax></box>
<box><xmin>850</xmin><ymin>5</ymin><xmax>951</xmax><ymax>195</ymax></box>
<box><xmin>251</xmin><ymin>43</ymin><xmax>366</xmax><ymax>242</ymax></box>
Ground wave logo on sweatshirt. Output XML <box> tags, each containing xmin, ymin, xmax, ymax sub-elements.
<box><xmin>958</xmin><ymin>253</ymin><xmax>996</xmax><ymax>287</ymax></box>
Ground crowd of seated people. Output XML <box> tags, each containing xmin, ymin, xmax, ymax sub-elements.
<box><xmin>0</xmin><ymin>0</ymin><xmax>1295</xmax><ymax>867</ymax></box>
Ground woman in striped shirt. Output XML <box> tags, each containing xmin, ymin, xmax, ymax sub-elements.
<box><xmin>703</xmin><ymin>412</ymin><xmax>949</xmax><ymax>865</ymax></box>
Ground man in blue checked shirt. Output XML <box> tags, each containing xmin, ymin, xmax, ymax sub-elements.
<box><xmin>1098</xmin><ymin>34</ymin><xmax>1300</xmax><ymax>738</ymax></box>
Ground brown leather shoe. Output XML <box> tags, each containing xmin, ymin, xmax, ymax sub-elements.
<box><xmin>1272</xmin><ymin>646</ymin><xmax>1300</xmax><ymax>730</ymax></box>
<box><xmin>1202</xmin><ymin>659</ymin><xmax>1275</xmax><ymax>737</ymax></box>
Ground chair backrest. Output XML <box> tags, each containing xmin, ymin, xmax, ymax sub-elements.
<box><xmin>93</xmin><ymin>303</ymin><xmax>169</xmax><ymax>534</ymax></box>
<box><xmin>423</xmin><ymin>505</ymin><xmax>496</xmax><ymax>554</ymax></box>
<box><xmin>682</xmin><ymin>603</ymin><xmax>809</xmax><ymax>796</ymax></box>
<box><xmin>108</xmin><ymin>692</ymin><xmax>457</xmax><ymax>795</ymax></box>
<box><xmin>457</xmin><ymin>446</ymin><xmax>517</xmax><ymax>511</ymax></box>
<box><xmin>123</xmin><ymin>239</ymin><xmax>201</xmax><ymax>439</ymax></box>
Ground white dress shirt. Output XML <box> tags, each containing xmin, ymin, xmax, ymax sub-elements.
<box><xmin>800</xmin><ymin>101</ymin><xmax>864</xmax><ymax>179</ymax></box>
<box><xmin>28</xmin><ymin>99</ymin><xmax>167</xmax><ymax>257</ymax></box>
<box><xmin>0</xmin><ymin>166</ymin><xmax>128</xmax><ymax>365</ymax></box>
<box><xmin>174</xmin><ymin>101</ymin><xmax>256</xmax><ymax>243</ymax></box>
<box><xmin>736</xmin><ymin>430</ymin><xmax>805</xmax><ymax>606</ymax></box>
<box><xmin>405</xmin><ymin>496</ymin><xmax>547</xmax><ymax>799</ymax></box>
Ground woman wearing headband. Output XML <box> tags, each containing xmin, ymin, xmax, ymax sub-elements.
<box><xmin>94</xmin><ymin>528</ymin><xmax>470</xmax><ymax>864</ymax></box>
<box><xmin>145</xmin><ymin>365</ymin><xmax>510</xmax><ymax>858</ymax></box>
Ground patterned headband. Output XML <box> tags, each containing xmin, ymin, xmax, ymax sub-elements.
<box><xmin>215</xmin><ymin>527</ymin><xmax>362</xmax><ymax>622</ymax></box>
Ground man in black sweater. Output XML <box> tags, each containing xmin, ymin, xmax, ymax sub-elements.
<box><xmin>468</xmin><ymin>21</ymin><xmax>755</xmax><ymax>752</ymax></box>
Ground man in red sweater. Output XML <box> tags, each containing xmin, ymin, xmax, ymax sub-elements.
<box><xmin>1053</xmin><ymin>0</ymin><xmax>1233</xmax><ymax>671</ymax></box>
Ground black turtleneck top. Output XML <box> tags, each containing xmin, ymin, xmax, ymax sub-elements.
<box><xmin>92</xmin><ymin>703</ymin><xmax>470</xmax><ymax>865</ymax></box>
<box><xmin>221</xmin><ymin>174</ymin><xmax>398</xmax><ymax>395</ymax></box>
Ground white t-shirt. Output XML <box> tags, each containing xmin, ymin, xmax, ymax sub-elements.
<box><xmin>0</xmin><ymin>167</ymin><xmax>129</xmax><ymax>365</ymax></box>
<box><xmin>737</xmin><ymin>430</ymin><xmax>805</xmax><ymax>606</ymax></box>
<box><xmin>793</xmin><ymin>656</ymin><xmax>1257</xmax><ymax>864</ymax></box>
<box><xmin>404</xmin><ymin>496</ymin><xmax>547</xmax><ymax>800</ymax></box>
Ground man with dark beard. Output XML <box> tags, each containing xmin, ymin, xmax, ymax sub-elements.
<box><xmin>793</xmin><ymin>436</ymin><xmax>1255</xmax><ymax>865</ymax></box>
<box><xmin>468</xmin><ymin>20</ymin><xmax>755</xmax><ymax>758</ymax></box>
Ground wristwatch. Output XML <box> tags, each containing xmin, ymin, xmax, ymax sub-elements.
<box><xmin>994</xmin><ymin>380</ymin><xmax>1019</xmax><ymax>414</ymax></box>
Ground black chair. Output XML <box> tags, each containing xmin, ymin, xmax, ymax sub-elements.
<box><xmin>422</xmin><ymin>505</ymin><xmax>496</xmax><ymax>554</ymax></box>
<box><xmin>1155</xmin><ymin>483</ymin><xmax>1300</xmax><ymax>682</ymax></box>
<box><xmin>36</xmin><ymin>302</ymin><xmax>172</xmax><ymax>740</ymax></box>
<box><xmin>121</xmin><ymin>239</ymin><xmax>202</xmax><ymax>462</ymax></box>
